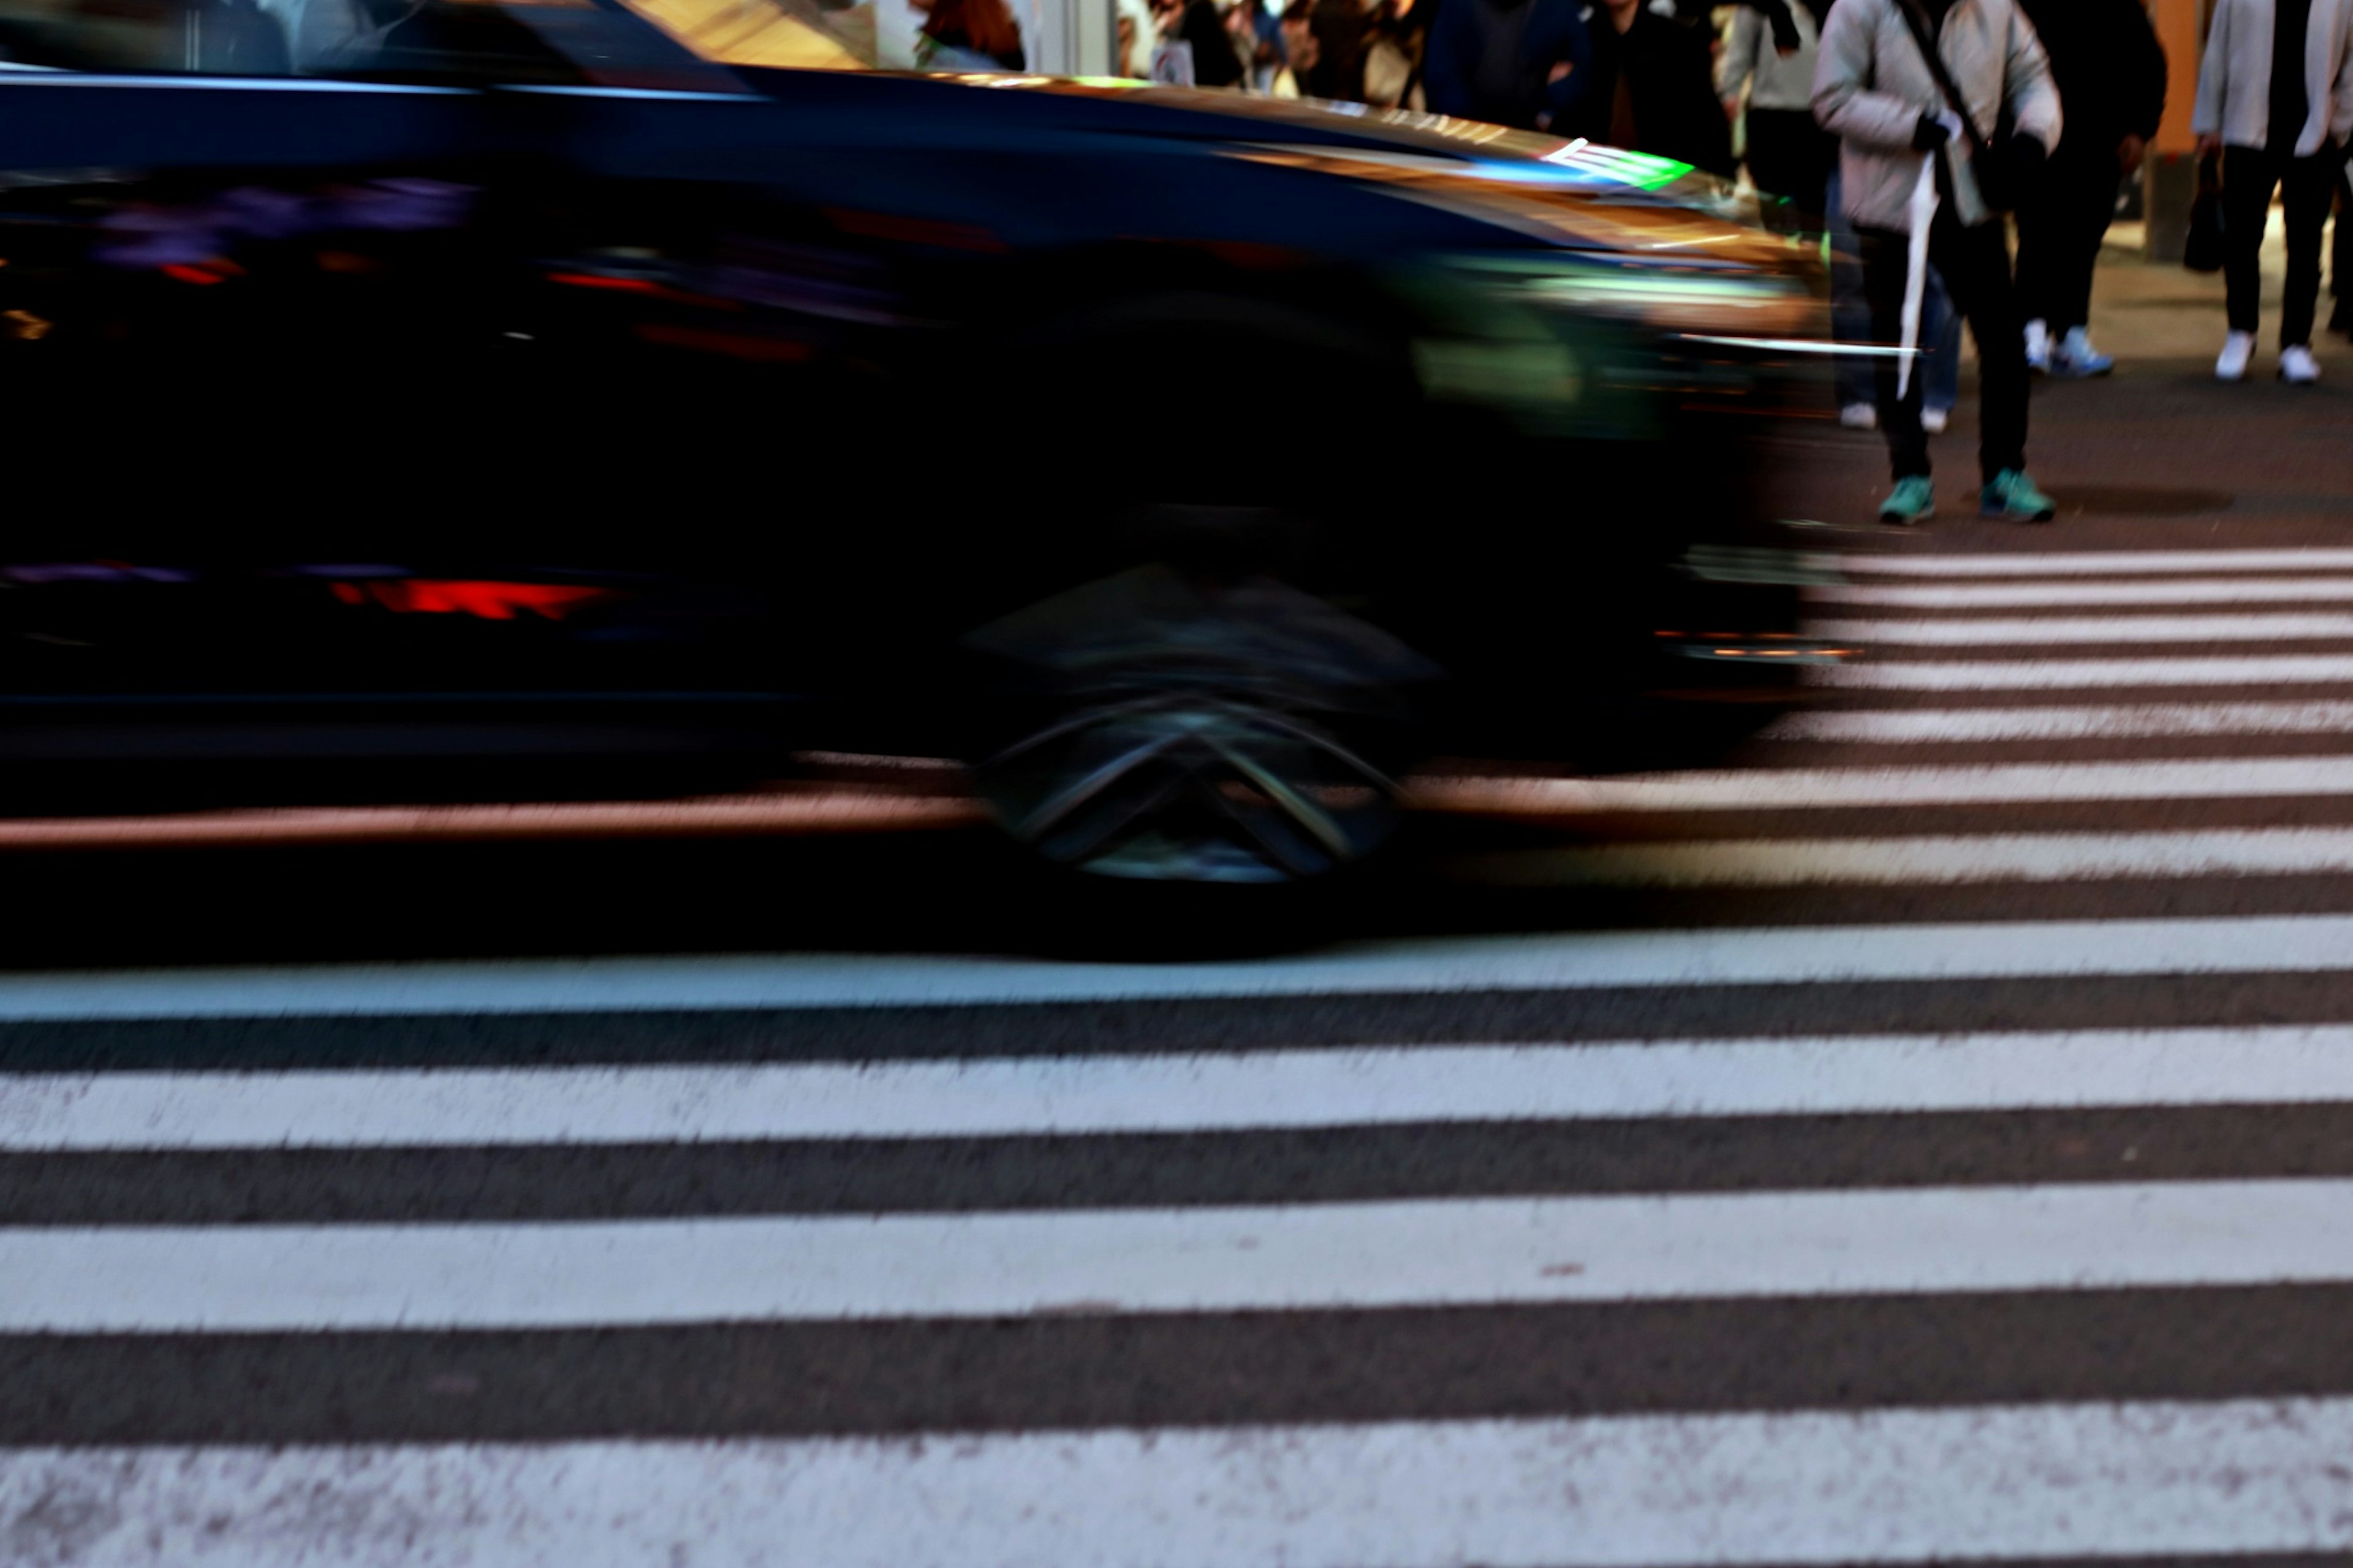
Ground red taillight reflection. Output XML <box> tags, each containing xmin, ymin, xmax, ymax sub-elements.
<box><xmin>328</xmin><ymin>580</ymin><xmax>616</xmax><ymax>621</ymax></box>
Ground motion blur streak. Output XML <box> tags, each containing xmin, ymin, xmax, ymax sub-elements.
<box><xmin>0</xmin><ymin>792</ymin><xmax>984</xmax><ymax>851</ymax></box>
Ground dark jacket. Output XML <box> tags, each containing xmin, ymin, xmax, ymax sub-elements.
<box><xmin>1574</xmin><ymin>5</ymin><xmax>1737</xmax><ymax>174</ymax></box>
<box><xmin>1176</xmin><ymin>0</ymin><xmax>1248</xmax><ymax>88</ymax></box>
<box><xmin>2018</xmin><ymin>0</ymin><xmax>2165</xmax><ymax>147</ymax></box>
<box><xmin>1424</xmin><ymin>0</ymin><xmax>1593</xmax><ymax>130</ymax></box>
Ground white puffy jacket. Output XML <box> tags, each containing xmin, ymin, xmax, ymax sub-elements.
<box><xmin>1811</xmin><ymin>0</ymin><xmax>2061</xmax><ymax>230</ymax></box>
<box><xmin>2192</xmin><ymin>0</ymin><xmax>2353</xmax><ymax>156</ymax></box>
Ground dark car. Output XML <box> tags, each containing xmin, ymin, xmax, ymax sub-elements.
<box><xmin>0</xmin><ymin>0</ymin><xmax>1827</xmax><ymax>883</ymax></box>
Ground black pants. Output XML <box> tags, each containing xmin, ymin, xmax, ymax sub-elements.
<box><xmin>1745</xmin><ymin>108</ymin><xmax>1835</xmax><ymax>233</ymax></box>
<box><xmin>2223</xmin><ymin>142</ymin><xmax>2338</xmax><ymax>346</ymax></box>
<box><xmin>1860</xmin><ymin>210</ymin><xmax>2029</xmax><ymax>483</ymax></box>
<box><xmin>2015</xmin><ymin>144</ymin><xmax>2120</xmax><ymax>332</ymax></box>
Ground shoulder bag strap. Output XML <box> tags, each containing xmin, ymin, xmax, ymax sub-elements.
<box><xmin>1887</xmin><ymin>0</ymin><xmax>1990</xmax><ymax>157</ymax></box>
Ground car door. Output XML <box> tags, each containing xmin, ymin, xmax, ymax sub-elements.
<box><xmin>0</xmin><ymin>8</ymin><xmax>824</xmax><ymax>787</ymax></box>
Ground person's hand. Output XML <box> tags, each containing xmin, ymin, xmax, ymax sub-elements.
<box><xmin>2195</xmin><ymin>131</ymin><xmax>2223</xmax><ymax>159</ymax></box>
<box><xmin>1722</xmin><ymin>94</ymin><xmax>1740</xmax><ymax>120</ymax></box>
<box><xmin>2116</xmin><ymin>133</ymin><xmax>2146</xmax><ymax>174</ymax></box>
<box><xmin>1912</xmin><ymin>113</ymin><xmax>1952</xmax><ymax>150</ymax></box>
<box><xmin>1547</xmin><ymin>59</ymin><xmax>1574</xmax><ymax>83</ymax></box>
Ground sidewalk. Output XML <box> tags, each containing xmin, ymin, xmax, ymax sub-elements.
<box><xmin>1792</xmin><ymin>216</ymin><xmax>2353</xmax><ymax>549</ymax></box>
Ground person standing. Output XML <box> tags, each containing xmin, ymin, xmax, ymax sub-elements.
<box><xmin>1423</xmin><ymin>0</ymin><xmax>1590</xmax><ymax>131</ymax></box>
<box><xmin>1721</xmin><ymin>0</ymin><xmax>1838</xmax><ymax>230</ymax></box>
<box><xmin>1572</xmin><ymin>0</ymin><xmax>1735</xmax><ymax>174</ymax></box>
<box><xmin>2015</xmin><ymin>0</ymin><xmax>2165</xmax><ymax>376</ymax></box>
<box><xmin>1812</xmin><ymin>0</ymin><xmax>2061</xmax><ymax>525</ymax></box>
<box><xmin>2192</xmin><ymin>0</ymin><xmax>2353</xmax><ymax>382</ymax></box>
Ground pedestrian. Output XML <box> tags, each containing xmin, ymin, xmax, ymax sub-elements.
<box><xmin>1422</xmin><ymin>0</ymin><xmax>1590</xmax><ymax>131</ymax></box>
<box><xmin>2333</xmin><ymin>173</ymin><xmax>2353</xmax><ymax>334</ymax></box>
<box><xmin>1362</xmin><ymin>0</ymin><xmax>1425</xmax><ymax>108</ymax></box>
<box><xmin>1229</xmin><ymin>0</ymin><xmax>1288</xmax><ymax>92</ymax></box>
<box><xmin>1572</xmin><ymin>0</ymin><xmax>1734</xmax><ymax>174</ymax></box>
<box><xmin>1812</xmin><ymin>0</ymin><xmax>2060</xmax><ymax>525</ymax></box>
<box><xmin>915</xmin><ymin>0</ymin><xmax>1028</xmax><ymax>68</ymax></box>
<box><xmin>1720</xmin><ymin>0</ymin><xmax>1838</xmax><ymax>230</ymax></box>
<box><xmin>2191</xmin><ymin>0</ymin><xmax>2353</xmax><ymax>382</ymax></box>
<box><xmin>2014</xmin><ymin>0</ymin><xmax>2165</xmax><ymax>376</ymax></box>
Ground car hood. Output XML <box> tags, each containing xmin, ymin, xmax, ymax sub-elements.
<box><xmin>740</xmin><ymin>67</ymin><xmax>1787</xmax><ymax>262</ymax></box>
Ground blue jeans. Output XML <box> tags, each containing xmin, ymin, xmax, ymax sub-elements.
<box><xmin>1828</xmin><ymin>168</ymin><xmax>1961</xmax><ymax>412</ymax></box>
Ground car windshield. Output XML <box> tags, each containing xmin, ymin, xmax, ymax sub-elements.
<box><xmin>0</xmin><ymin>0</ymin><xmax>882</xmax><ymax>83</ymax></box>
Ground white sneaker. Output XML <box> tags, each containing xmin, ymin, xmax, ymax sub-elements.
<box><xmin>1840</xmin><ymin>401</ymin><xmax>1878</xmax><ymax>430</ymax></box>
<box><xmin>2024</xmin><ymin>319</ymin><xmax>2052</xmax><ymax>374</ymax></box>
<box><xmin>2053</xmin><ymin>326</ymin><xmax>2115</xmax><ymax>377</ymax></box>
<box><xmin>1921</xmin><ymin>405</ymin><xmax>1951</xmax><ymax>433</ymax></box>
<box><xmin>2281</xmin><ymin>344</ymin><xmax>2322</xmax><ymax>383</ymax></box>
<box><xmin>2216</xmin><ymin>331</ymin><xmax>2256</xmax><ymax>381</ymax></box>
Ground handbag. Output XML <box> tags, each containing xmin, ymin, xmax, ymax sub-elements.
<box><xmin>1889</xmin><ymin>0</ymin><xmax>2023</xmax><ymax>211</ymax></box>
<box><xmin>2183</xmin><ymin>151</ymin><xmax>2226</xmax><ymax>273</ymax></box>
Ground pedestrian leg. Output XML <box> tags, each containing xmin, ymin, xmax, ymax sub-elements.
<box><xmin>2279</xmin><ymin>146</ymin><xmax>2337</xmax><ymax>350</ymax></box>
<box><xmin>1927</xmin><ymin>213</ymin><xmax>2028</xmax><ymax>482</ymax></box>
<box><xmin>2013</xmin><ymin>156</ymin><xmax>2061</xmax><ymax>328</ymax></box>
<box><xmin>1827</xmin><ymin>169</ymin><xmax>1876</xmax><ymax>416</ymax></box>
<box><xmin>1921</xmin><ymin>265</ymin><xmax>1961</xmax><ymax>422</ymax></box>
<box><xmin>2332</xmin><ymin>177</ymin><xmax>2353</xmax><ymax>335</ymax></box>
<box><xmin>2220</xmin><ymin>146</ymin><xmax>2279</xmax><ymax>339</ymax></box>
<box><xmin>1858</xmin><ymin>225</ymin><xmax>1928</xmax><ymax>479</ymax></box>
<box><xmin>2054</xmin><ymin>150</ymin><xmax>2118</xmax><ymax>336</ymax></box>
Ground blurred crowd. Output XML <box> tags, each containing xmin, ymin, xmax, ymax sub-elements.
<box><xmin>1048</xmin><ymin>0</ymin><xmax>2348</xmax><ymax>523</ymax></box>
<box><xmin>1113</xmin><ymin>0</ymin><xmax>1740</xmax><ymax>174</ymax></box>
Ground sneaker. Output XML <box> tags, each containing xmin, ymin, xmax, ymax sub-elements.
<box><xmin>1981</xmin><ymin>468</ymin><xmax>2057</xmax><ymax>523</ymax></box>
<box><xmin>1921</xmin><ymin>404</ymin><xmax>1952</xmax><ymax>434</ymax></box>
<box><xmin>1840</xmin><ymin>401</ymin><xmax>1879</xmax><ymax>430</ymax></box>
<box><xmin>2024</xmin><ymin>319</ymin><xmax>2052</xmax><ymax>374</ymax></box>
<box><xmin>2280</xmin><ymin>344</ymin><xmax>2322</xmax><ymax>383</ymax></box>
<box><xmin>2052</xmin><ymin>327</ymin><xmax>2115</xmax><ymax>377</ymax></box>
<box><xmin>1878</xmin><ymin>474</ymin><xmax>1936</xmax><ymax>525</ymax></box>
<box><xmin>2216</xmin><ymin>331</ymin><xmax>2256</xmax><ymax>381</ymax></box>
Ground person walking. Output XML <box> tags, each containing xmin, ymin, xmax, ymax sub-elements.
<box><xmin>1422</xmin><ymin>0</ymin><xmax>1590</xmax><ymax>131</ymax></box>
<box><xmin>2192</xmin><ymin>0</ymin><xmax>2353</xmax><ymax>382</ymax></box>
<box><xmin>1813</xmin><ymin>0</ymin><xmax>2061</xmax><ymax>525</ymax></box>
<box><xmin>2015</xmin><ymin>0</ymin><xmax>2165</xmax><ymax>376</ymax></box>
<box><xmin>1721</xmin><ymin>0</ymin><xmax>1838</xmax><ymax>230</ymax></box>
<box><xmin>1572</xmin><ymin>0</ymin><xmax>1734</xmax><ymax>175</ymax></box>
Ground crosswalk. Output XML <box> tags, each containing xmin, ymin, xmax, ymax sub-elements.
<box><xmin>12</xmin><ymin>543</ymin><xmax>2353</xmax><ymax>1562</ymax></box>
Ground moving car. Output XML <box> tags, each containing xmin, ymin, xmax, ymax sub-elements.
<box><xmin>0</xmin><ymin>0</ymin><xmax>1825</xmax><ymax>882</ymax></box>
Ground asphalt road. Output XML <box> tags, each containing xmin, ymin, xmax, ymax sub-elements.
<box><xmin>12</xmin><ymin>356</ymin><xmax>2353</xmax><ymax>1563</ymax></box>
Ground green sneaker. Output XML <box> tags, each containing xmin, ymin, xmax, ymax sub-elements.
<box><xmin>1981</xmin><ymin>468</ymin><xmax>2056</xmax><ymax>522</ymax></box>
<box><xmin>1877</xmin><ymin>474</ymin><xmax>1936</xmax><ymax>525</ymax></box>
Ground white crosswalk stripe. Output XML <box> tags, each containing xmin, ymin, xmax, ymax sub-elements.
<box><xmin>1810</xmin><ymin>611</ymin><xmax>2353</xmax><ymax>643</ymax></box>
<box><xmin>1812</xmin><ymin>577</ymin><xmax>2353</xmax><ymax>606</ymax></box>
<box><xmin>1818</xmin><ymin>652</ymin><xmax>2353</xmax><ymax>688</ymax></box>
<box><xmin>17</xmin><ymin>1399</ymin><xmax>2353</xmax><ymax>1567</ymax></box>
<box><xmin>1422</xmin><ymin>756</ymin><xmax>2353</xmax><ymax>810</ymax></box>
<box><xmin>15</xmin><ymin>1180</ymin><xmax>2353</xmax><ymax>1331</ymax></box>
<box><xmin>12</xmin><ymin>1023</ymin><xmax>2353</xmax><ymax>1148</ymax></box>
<box><xmin>1824</xmin><ymin>547</ymin><xmax>2353</xmax><ymax>575</ymax></box>
<box><xmin>1762</xmin><ymin>700</ymin><xmax>2353</xmax><ymax>741</ymax></box>
<box><xmin>21</xmin><ymin>543</ymin><xmax>2353</xmax><ymax>1566</ymax></box>
<box><xmin>1449</xmin><ymin>827</ymin><xmax>2353</xmax><ymax>887</ymax></box>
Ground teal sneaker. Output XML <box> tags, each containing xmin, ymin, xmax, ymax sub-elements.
<box><xmin>1981</xmin><ymin>468</ymin><xmax>2057</xmax><ymax>522</ymax></box>
<box><xmin>1877</xmin><ymin>474</ymin><xmax>1936</xmax><ymax>525</ymax></box>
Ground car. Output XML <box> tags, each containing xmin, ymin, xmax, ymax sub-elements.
<box><xmin>0</xmin><ymin>0</ymin><xmax>1829</xmax><ymax>883</ymax></box>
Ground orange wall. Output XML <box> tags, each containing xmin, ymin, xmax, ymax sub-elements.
<box><xmin>2151</xmin><ymin>0</ymin><xmax>2202</xmax><ymax>151</ymax></box>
